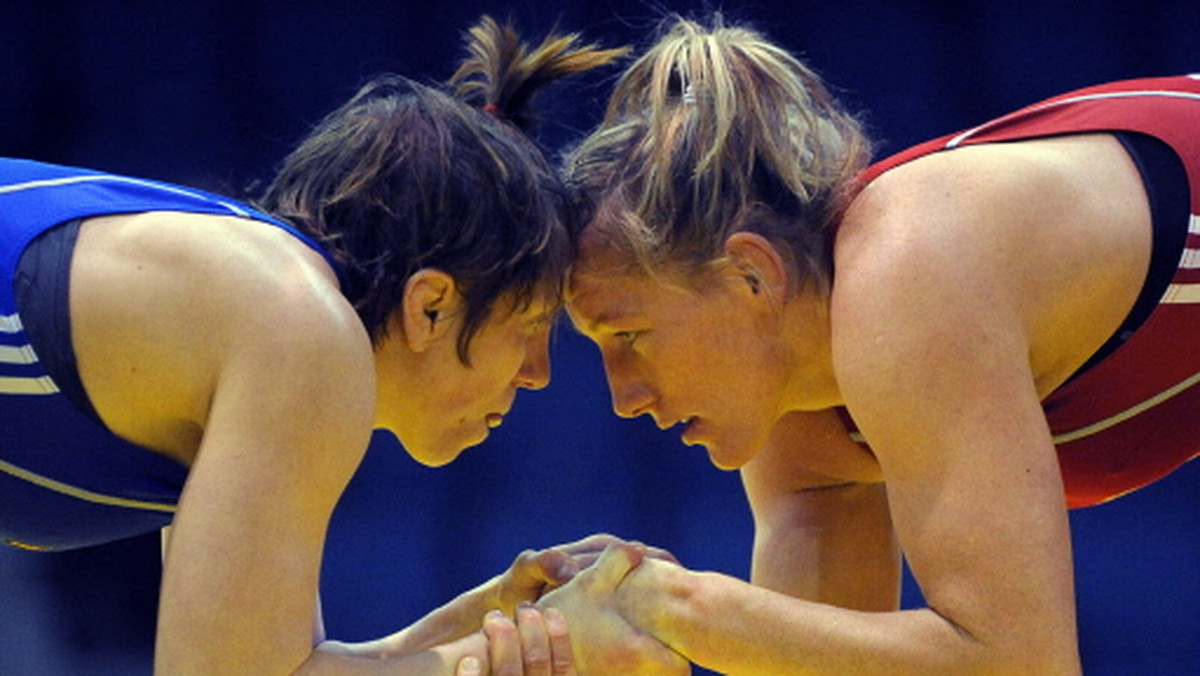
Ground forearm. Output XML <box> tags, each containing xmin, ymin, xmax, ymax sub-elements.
<box><xmin>299</xmin><ymin>630</ymin><xmax>488</xmax><ymax>675</ymax></box>
<box><xmin>751</xmin><ymin>482</ymin><xmax>901</xmax><ymax>611</ymax></box>
<box><xmin>343</xmin><ymin>577</ymin><xmax>502</xmax><ymax>658</ymax></box>
<box><xmin>623</xmin><ymin>561</ymin><xmax>1074</xmax><ymax>675</ymax></box>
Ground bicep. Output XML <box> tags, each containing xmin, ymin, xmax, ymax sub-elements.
<box><xmin>831</xmin><ymin>225</ymin><xmax>1078</xmax><ymax>665</ymax></box>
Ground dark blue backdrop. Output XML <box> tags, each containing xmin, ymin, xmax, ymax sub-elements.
<box><xmin>1</xmin><ymin>1</ymin><xmax>1196</xmax><ymax>675</ymax></box>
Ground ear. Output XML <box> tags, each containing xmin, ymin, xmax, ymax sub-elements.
<box><xmin>400</xmin><ymin>269</ymin><xmax>460</xmax><ymax>352</ymax></box>
<box><xmin>722</xmin><ymin>232</ymin><xmax>789</xmax><ymax>305</ymax></box>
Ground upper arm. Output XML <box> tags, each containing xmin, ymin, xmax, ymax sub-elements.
<box><xmin>156</xmin><ymin>274</ymin><xmax>376</xmax><ymax>673</ymax></box>
<box><xmin>829</xmin><ymin>169</ymin><xmax>1079</xmax><ymax>668</ymax></box>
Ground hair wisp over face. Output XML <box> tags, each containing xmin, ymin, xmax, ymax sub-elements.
<box><xmin>261</xmin><ymin>16</ymin><xmax>626</xmax><ymax>362</ymax></box>
<box><xmin>565</xmin><ymin>15</ymin><xmax>871</xmax><ymax>294</ymax></box>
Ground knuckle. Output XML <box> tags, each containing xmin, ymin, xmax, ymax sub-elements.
<box><xmin>551</xmin><ymin>654</ymin><xmax>575</xmax><ymax>674</ymax></box>
<box><xmin>523</xmin><ymin>648</ymin><xmax>551</xmax><ymax>670</ymax></box>
<box><xmin>514</xmin><ymin>548</ymin><xmax>540</xmax><ymax>567</ymax></box>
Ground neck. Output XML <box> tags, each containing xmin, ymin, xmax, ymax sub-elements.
<box><xmin>779</xmin><ymin>292</ymin><xmax>842</xmax><ymax>411</ymax></box>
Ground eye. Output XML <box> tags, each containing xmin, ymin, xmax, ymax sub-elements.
<box><xmin>522</xmin><ymin>311</ymin><xmax>555</xmax><ymax>335</ymax></box>
<box><xmin>614</xmin><ymin>330</ymin><xmax>641</xmax><ymax>346</ymax></box>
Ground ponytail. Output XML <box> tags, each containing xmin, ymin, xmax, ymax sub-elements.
<box><xmin>450</xmin><ymin>15</ymin><xmax>629</xmax><ymax>133</ymax></box>
<box><xmin>261</xmin><ymin>15</ymin><xmax>625</xmax><ymax>361</ymax></box>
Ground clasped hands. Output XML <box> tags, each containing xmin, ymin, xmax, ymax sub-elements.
<box><xmin>476</xmin><ymin>534</ymin><xmax>690</xmax><ymax>676</ymax></box>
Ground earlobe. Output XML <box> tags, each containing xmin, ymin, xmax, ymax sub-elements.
<box><xmin>401</xmin><ymin>269</ymin><xmax>458</xmax><ymax>352</ymax></box>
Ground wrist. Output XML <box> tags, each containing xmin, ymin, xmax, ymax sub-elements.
<box><xmin>619</xmin><ymin>559</ymin><xmax>703</xmax><ymax>646</ymax></box>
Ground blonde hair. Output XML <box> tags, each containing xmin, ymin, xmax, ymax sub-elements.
<box><xmin>564</xmin><ymin>15</ymin><xmax>870</xmax><ymax>294</ymax></box>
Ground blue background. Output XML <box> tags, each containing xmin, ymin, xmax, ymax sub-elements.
<box><xmin>1</xmin><ymin>1</ymin><xmax>1197</xmax><ymax>674</ymax></box>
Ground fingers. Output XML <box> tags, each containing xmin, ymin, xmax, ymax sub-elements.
<box><xmin>505</xmin><ymin>535</ymin><xmax>675</xmax><ymax>610</ymax></box>
<box><xmin>483</xmin><ymin>606</ymin><xmax>576</xmax><ymax>676</ymax></box>
<box><xmin>484</xmin><ymin>610</ymin><xmax>522</xmax><ymax>675</ymax></box>
<box><xmin>543</xmin><ymin>607</ymin><xmax>577</xmax><ymax>676</ymax></box>
<box><xmin>558</xmin><ymin>533</ymin><xmax>625</xmax><ymax>555</ymax></box>
<box><xmin>554</xmin><ymin>534</ymin><xmax>680</xmax><ymax>570</ymax></box>
<box><xmin>511</xmin><ymin>548</ymin><xmax>579</xmax><ymax>592</ymax></box>
<box><xmin>515</xmin><ymin>603</ymin><xmax>552</xmax><ymax>676</ymax></box>
<box><xmin>587</xmin><ymin>541</ymin><xmax>647</xmax><ymax>592</ymax></box>
<box><xmin>642</xmin><ymin>543</ymin><xmax>681</xmax><ymax>566</ymax></box>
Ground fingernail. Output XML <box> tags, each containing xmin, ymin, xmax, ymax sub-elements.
<box><xmin>544</xmin><ymin>607</ymin><xmax>563</xmax><ymax>622</ymax></box>
<box><xmin>517</xmin><ymin>601</ymin><xmax>535</xmax><ymax>611</ymax></box>
<box><xmin>485</xmin><ymin>609</ymin><xmax>506</xmax><ymax>621</ymax></box>
<box><xmin>460</xmin><ymin>656</ymin><xmax>481</xmax><ymax>674</ymax></box>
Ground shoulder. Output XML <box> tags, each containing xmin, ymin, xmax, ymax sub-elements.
<box><xmin>837</xmin><ymin>134</ymin><xmax>1139</xmax><ymax>300</ymax></box>
<box><xmin>77</xmin><ymin>210</ymin><xmax>350</xmax><ymax>329</ymax></box>
<box><xmin>73</xmin><ymin>212</ymin><xmax>373</xmax><ymax>459</ymax></box>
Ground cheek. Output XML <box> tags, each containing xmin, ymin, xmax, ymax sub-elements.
<box><xmin>470</xmin><ymin>334</ymin><xmax>526</xmax><ymax>390</ymax></box>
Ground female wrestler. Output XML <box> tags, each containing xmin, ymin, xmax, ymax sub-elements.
<box><xmin>0</xmin><ymin>16</ymin><xmax>660</xmax><ymax>676</ymax></box>
<box><xmin>550</xmin><ymin>15</ymin><xmax>1199</xmax><ymax>675</ymax></box>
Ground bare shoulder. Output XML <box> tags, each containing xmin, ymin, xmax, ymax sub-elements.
<box><xmin>836</xmin><ymin>134</ymin><xmax>1150</xmax><ymax>395</ymax></box>
<box><xmin>841</xmin><ymin>133</ymin><xmax>1146</xmax><ymax>255</ymax></box>
<box><xmin>71</xmin><ymin>211</ymin><xmax>373</xmax><ymax>464</ymax></box>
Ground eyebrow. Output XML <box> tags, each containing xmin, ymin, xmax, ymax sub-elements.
<box><xmin>563</xmin><ymin>301</ymin><xmax>613</xmax><ymax>334</ymax></box>
<box><xmin>565</xmin><ymin>285</ymin><xmax>639</xmax><ymax>333</ymax></box>
<box><xmin>584</xmin><ymin>307</ymin><xmax>643</xmax><ymax>334</ymax></box>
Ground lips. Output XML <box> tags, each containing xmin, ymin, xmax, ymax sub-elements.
<box><xmin>679</xmin><ymin>417</ymin><xmax>704</xmax><ymax>445</ymax></box>
<box><xmin>485</xmin><ymin>413</ymin><xmax>505</xmax><ymax>428</ymax></box>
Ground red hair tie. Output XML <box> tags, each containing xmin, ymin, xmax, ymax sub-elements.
<box><xmin>483</xmin><ymin>103</ymin><xmax>503</xmax><ymax>119</ymax></box>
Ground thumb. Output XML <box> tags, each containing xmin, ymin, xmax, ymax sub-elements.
<box><xmin>587</xmin><ymin>541</ymin><xmax>647</xmax><ymax>593</ymax></box>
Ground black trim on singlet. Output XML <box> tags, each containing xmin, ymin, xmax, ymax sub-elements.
<box><xmin>1073</xmin><ymin>131</ymin><xmax>1191</xmax><ymax>376</ymax></box>
<box><xmin>14</xmin><ymin>218</ymin><xmax>105</xmax><ymax>426</ymax></box>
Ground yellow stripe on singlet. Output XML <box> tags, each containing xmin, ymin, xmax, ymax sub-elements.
<box><xmin>0</xmin><ymin>458</ymin><xmax>177</xmax><ymax>513</ymax></box>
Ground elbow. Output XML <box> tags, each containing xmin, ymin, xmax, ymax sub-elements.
<box><xmin>931</xmin><ymin>610</ymin><xmax>1081</xmax><ymax>676</ymax></box>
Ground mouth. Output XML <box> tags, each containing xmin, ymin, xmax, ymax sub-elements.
<box><xmin>659</xmin><ymin>416</ymin><xmax>698</xmax><ymax>435</ymax></box>
<box><xmin>485</xmin><ymin>413</ymin><xmax>505</xmax><ymax>429</ymax></box>
<box><xmin>679</xmin><ymin>417</ymin><xmax>704</xmax><ymax>445</ymax></box>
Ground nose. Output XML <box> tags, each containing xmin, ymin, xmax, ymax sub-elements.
<box><xmin>603</xmin><ymin>354</ymin><xmax>654</xmax><ymax>419</ymax></box>
<box><xmin>515</xmin><ymin>328</ymin><xmax>551</xmax><ymax>390</ymax></box>
<box><xmin>611</xmin><ymin>381</ymin><xmax>655</xmax><ymax>418</ymax></box>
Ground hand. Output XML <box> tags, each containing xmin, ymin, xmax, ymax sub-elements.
<box><xmin>537</xmin><ymin>544</ymin><xmax>691</xmax><ymax>676</ymax></box>
<box><xmin>495</xmin><ymin>534</ymin><xmax>678</xmax><ymax>614</ymax></box>
<box><xmin>455</xmin><ymin>605</ymin><xmax>576</xmax><ymax>675</ymax></box>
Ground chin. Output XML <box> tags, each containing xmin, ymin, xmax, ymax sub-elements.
<box><xmin>706</xmin><ymin>448</ymin><xmax>749</xmax><ymax>471</ymax></box>
<box><xmin>404</xmin><ymin>438</ymin><xmax>468</xmax><ymax>468</ymax></box>
<box><xmin>397</xmin><ymin>421</ymin><xmax>493</xmax><ymax>467</ymax></box>
<box><xmin>701</xmin><ymin>435</ymin><xmax>762</xmax><ymax>471</ymax></box>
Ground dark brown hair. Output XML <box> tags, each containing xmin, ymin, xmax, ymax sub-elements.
<box><xmin>260</xmin><ymin>16</ymin><xmax>626</xmax><ymax>361</ymax></box>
